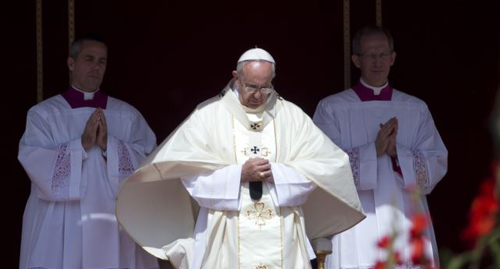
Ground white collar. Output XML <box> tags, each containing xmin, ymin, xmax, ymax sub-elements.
<box><xmin>72</xmin><ymin>85</ymin><xmax>99</xmax><ymax>100</ymax></box>
<box><xmin>360</xmin><ymin>79</ymin><xmax>388</xmax><ymax>96</ymax></box>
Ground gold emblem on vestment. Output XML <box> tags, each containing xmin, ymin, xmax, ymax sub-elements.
<box><xmin>245</xmin><ymin>202</ymin><xmax>274</xmax><ymax>227</ymax></box>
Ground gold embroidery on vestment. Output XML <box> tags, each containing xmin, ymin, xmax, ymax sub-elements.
<box><xmin>261</xmin><ymin>147</ymin><xmax>271</xmax><ymax>157</ymax></box>
<box><xmin>245</xmin><ymin>202</ymin><xmax>275</xmax><ymax>227</ymax></box>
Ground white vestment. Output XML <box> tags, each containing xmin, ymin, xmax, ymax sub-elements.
<box><xmin>18</xmin><ymin>93</ymin><xmax>158</xmax><ymax>269</ymax></box>
<box><xmin>313</xmin><ymin>88</ymin><xmax>448</xmax><ymax>269</ymax></box>
<box><xmin>116</xmin><ymin>81</ymin><xmax>366</xmax><ymax>269</ymax></box>
<box><xmin>181</xmin><ymin>93</ymin><xmax>317</xmax><ymax>268</ymax></box>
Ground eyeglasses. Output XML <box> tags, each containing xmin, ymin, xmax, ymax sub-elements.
<box><xmin>357</xmin><ymin>52</ymin><xmax>392</xmax><ymax>61</ymax></box>
<box><xmin>238</xmin><ymin>80</ymin><xmax>274</xmax><ymax>94</ymax></box>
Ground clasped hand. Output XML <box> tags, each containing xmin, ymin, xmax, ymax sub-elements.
<box><xmin>241</xmin><ymin>157</ymin><xmax>273</xmax><ymax>183</ymax></box>
<box><xmin>81</xmin><ymin>108</ymin><xmax>107</xmax><ymax>151</ymax></box>
<box><xmin>375</xmin><ymin>117</ymin><xmax>398</xmax><ymax>157</ymax></box>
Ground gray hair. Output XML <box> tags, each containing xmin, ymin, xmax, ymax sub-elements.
<box><xmin>69</xmin><ymin>35</ymin><xmax>106</xmax><ymax>59</ymax></box>
<box><xmin>236</xmin><ymin>60</ymin><xmax>276</xmax><ymax>79</ymax></box>
<box><xmin>352</xmin><ymin>25</ymin><xmax>394</xmax><ymax>55</ymax></box>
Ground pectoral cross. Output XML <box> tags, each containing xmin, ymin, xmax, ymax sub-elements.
<box><xmin>250</xmin><ymin>122</ymin><xmax>262</xmax><ymax>130</ymax></box>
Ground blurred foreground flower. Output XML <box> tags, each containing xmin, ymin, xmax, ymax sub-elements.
<box><xmin>374</xmin><ymin>211</ymin><xmax>433</xmax><ymax>268</ymax></box>
<box><xmin>374</xmin><ymin>234</ymin><xmax>403</xmax><ymax>269</ymax></box>
<box><xmin>442</xmin><ymin>163</ymin><xmax>500</xmax><ymax>269</ymax></box>
<box><xmin>411</xmin><ymin>213</ymin><xmax>433</xmax><ymax>267</ymax></box>
<box><xmin>461</xmin><ymin>177</ymin><xmax>498</xmax><ymax>246</ymax></box>
<box><xmin>371</xmin><ymin>163</ymin><xmax>500</xmax><ymax>269</ymax></box>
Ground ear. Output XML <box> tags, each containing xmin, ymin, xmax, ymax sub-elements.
<box><xmin>390</xmin><ymin>51</ymin><xmax>397</xmax><ymax>66</ymax></box>
<box><xmin>232</xmin><ymin>70</ymin><xmax>238</xmax><ymax>80</ymax></box>
<box><xmin>67</xmin><ymin>57</ymin><xmax>75</xmax><ymax>71</ymax></box>
<box><xmin>351</xmin><ymin>54</ymin><xmax>361</xmax><ymax>68</ymax></box>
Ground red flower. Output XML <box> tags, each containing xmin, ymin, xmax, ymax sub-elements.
<box><xmin>377</xmin><ymin>235</ymin><xmax>391</xmax><ymax>248</ymax></box>
<box><xmin>411</xmin><ymin>237</ymin><xmax>425</xmax><ymax>264</ymax></box>
<box><xmin>393</xmin><ymin>251</ymin><xmax>403</xmax><ymax>265</ymax></box>
<box><xmin>409</xmin><ymin>213</ymin><xmax>432</xmax><ymax>267</ymax></box>
<box><xmin>374</xmin><ymin>261</ymin><xmax>386</xmax><ymax>269</ymax></box>
<box><xmin>410</xmin><ymin>213</ymin><xmax>429</xmax><ymax>239</ymax></box>
<box><xmin>461</xmin><ymin>178</ymin><xmax>499</xmax><ymax>246</ymax></box>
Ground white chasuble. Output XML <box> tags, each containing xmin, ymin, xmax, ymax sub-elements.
<box><xmin>116</xmin><ymin>80</ymin><xmax>366</xmax><ymax>269</ymax></box>
<box><xmin>193</xmin><ymin>97</ymin><xmax>311</xmax><ymax>268</ymax></box>
<box><xmin>313</xmin><ymin>89</ymin><xmax>448</xmax><ymax>269</ymax></box>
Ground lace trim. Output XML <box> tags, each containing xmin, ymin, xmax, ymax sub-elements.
<box><xmin>118</xmin><ymin>140</ymin><xmax>135</xmax><ymax>177</ymax></box>
<box><xmin>51</xmin><ymin>143</ymin><xmax>70</xmax><ymax>200</ymax></box>
<box><xmin>413</xmin><ymin>150</ymin><xmax>428</xmax><ymax>190</ymax></box>
<box><xmin>346</xmin><ymin>148</ymin><xmax>360</xmax><ymax>187</ymax></box>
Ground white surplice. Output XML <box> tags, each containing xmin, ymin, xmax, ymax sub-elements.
<box><xmin>18</xmin><ymin>94</ymin><xmax>158</xmax><ymax>269</ymax></box>
<box><xmin>313</xmin><ymin>88</ymin><xmax>448</xmax><ymax>269</ymax></box>
<box><xmin>116</xmin><ymin>80</ymin><xmax>366</xmax><ymax>269</ymax></box>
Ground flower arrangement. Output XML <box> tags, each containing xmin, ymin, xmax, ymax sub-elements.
<box><xmin>372</xmin><ymin>162</ymin><xmax>499</xmax><ymax>269</ymax></box>
<box><xmin>374</xmin><ymin>210</ymin><xmax>435</xmax><ymax>269</ymax></box>
<box><xmin>374</xmin><ymin>163</ymin><xmax>499</xmax><ymax>269</ymax></box>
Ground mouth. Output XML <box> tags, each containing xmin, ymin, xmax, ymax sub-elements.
<box><xmin>249</xmin><ymin>100</ymin><xmax>264</xmax><ymax>105</ymax></box>
<box><xmin>370</xmin><ymin>71</ymin><xmax>386</xmax><ymax>75</ymax></box>
<box><xmin>246</xmin><ymin>100</ymin><xmax>264</xmax><ymax>108</ymax></box>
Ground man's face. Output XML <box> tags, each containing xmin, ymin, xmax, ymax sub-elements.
<box><xmin>67</xmin><ymin>40</ymin><xmax>107</xmax><ymax>92</ymax></box>
<box><xmin>232</xmin><ymin>61</ymin><xmax>273</xmax><ymax>109</ymax></box>
<box><xmin>352</xmin><ymin>33</ymin><xmax>396</xmax><ymax>87</ymax></box>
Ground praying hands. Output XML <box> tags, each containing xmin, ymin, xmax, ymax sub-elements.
<box><xmin>376</xmin><ymin>117</ymin><xmax>398</xmax><ymax>157</ymax></box>
<box><xmin>81</xmin><ymin>107</ymin><xmax>107</xmax><ymax>151</ymax></box>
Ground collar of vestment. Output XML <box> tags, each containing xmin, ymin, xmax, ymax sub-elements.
<box><xmin>61</xmin><ymin>86</ymin><xmax>108</xmax><ymax>109</ymax></box>
<box><xmin>352</xmin><ymin>80</ymin><xmax>393</xmax><ymax>102</ymax></box>
<box><xmin>219</xmin><ymin>80</ymin><xmax>281</xmax><ymax>131</ymax></box>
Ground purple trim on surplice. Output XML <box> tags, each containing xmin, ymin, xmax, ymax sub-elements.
<box><xmin>61</xmin><ymin>86</ymin><xmax>108</xmax><ymax>109</ymax></box>
<box><xmin>352</xmin><ymin>81</ymin><xmax>393</xmax><ymax>101</ymax></box>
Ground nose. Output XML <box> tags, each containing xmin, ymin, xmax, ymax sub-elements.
<box><xmin>252</xmin><ymin>89</ymin><xmax>263</xmax><ymax>99</ymax></box>
<box><xmin>372</xmin><ymin>57</ymin><xmax>383</xmax><ymax>67</ymax></box>
<box><xmin>92</xmin><ymin>60</ymin><xmax>105</xmax><ymax>71</ymax></box>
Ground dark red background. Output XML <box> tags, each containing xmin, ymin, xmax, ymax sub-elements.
<box><xmin>6</xmin><ymin>0</ymin><xmax>499</xmax><ymax>267</ymax></box>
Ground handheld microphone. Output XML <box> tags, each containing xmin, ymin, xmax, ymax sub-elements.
<box><xmin>249</xmin><ymin>181</ymin><xmax>262</xmax><ymax>200</ymax></box>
